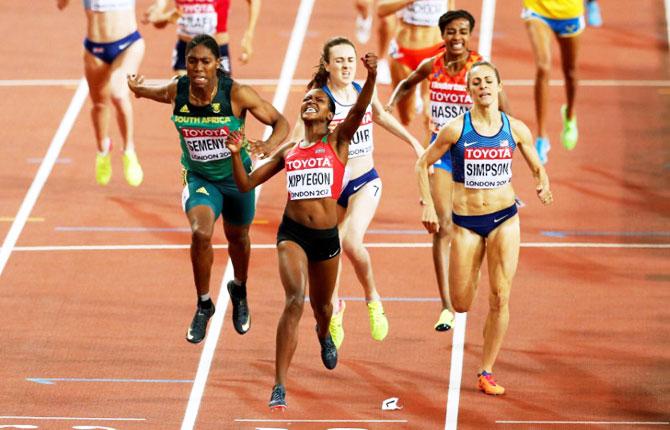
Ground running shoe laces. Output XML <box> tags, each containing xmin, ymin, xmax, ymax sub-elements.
<box><xmin>185</xmin><ymin>304</ymin><xmax>215</xmax><ymax>344</ymax></box>
<box><xmin>227</xmin><ymin>281</ymin><xmax>250</xmax><ymax>334</ymax></box>
<box><xmin>317</xmin><ymin>325</ymin><xmax>338</xmax><ymax>370</ymax></box>
<box><xmin>268</xmin><ymin>384</ymin><xmax>287</xmax><ymax>410</ymax></box>
<box><xmin>367</xmin><ymin>300</ymin><xmax>389</xmax><ymax>341</ymax></box>
<box><xmin>329</xmin><ymin>299</ymin><xmax>346</xmax><ymax>350</ymax></box>
<box><xmin>477</xmin><ymin>371</ymin><xmax>505</xmax><ymax>395</ymax></box>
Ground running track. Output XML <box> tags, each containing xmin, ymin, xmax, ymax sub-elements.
<box><xmin>0</xmin><ymin>1</ymin><xmax>668</xmax><ymax>429</ymax></box>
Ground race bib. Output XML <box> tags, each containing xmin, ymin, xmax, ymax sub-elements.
<box><xmin>330</xmin><ymin>108</ymin><xmax>374</xmax><ymax>159</ymax></box>
<box><xmin>177</xmin><ymin>4</ymin><xmax>218</xmax><ymax>36</ymax></box>
<box><xmin>464</xmin><ymin>143</ymin><xmax>513</xmax><ymax>189</ymax></box>
<box><xmin>402</xmin><ymin>0</ymin><xmax>447</xmax><ymax>26</ymax></box>
<box><xmin>430</xmin><ymin>83</ymin><xmax>472</xmax><ymax>131</ymax></box>
<box><xmin>286</xmin><ymin>168</ymin><xmax>334</xmax><ymax>200</ymax></box>
<box><xmin>181</xmin><ymin>127</ymin><xmax>231</xmax><ymax>162</ymax></box>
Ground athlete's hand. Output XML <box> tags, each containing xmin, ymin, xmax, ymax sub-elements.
<box><xmin>421</xmin><ymin>203</ymin><xmax>439</xmax><ymax>234</ymax></box>
<box><xmin>361</xmin><ymin>52</ymin><xmax>378</xmax><ymax>76</ymax></box>
<box><xmin>126</xmin><ymin>74</ymin><xmax>145</xmax><ymax>97</ymax></box>
<box><xmin>248</xmin><ymin>139</ymin><xmax>274</xmax><ymax>159</ymax></box>
<box><xmin>536</xmin><ymin>181</ymin><xmax>553</xmax><ymax>205</ymax></box>
<box><xmin>142</xmin><ymin>4</ymin><xmax>177</xmax><ymax>28</ymax></box>
<box><xmin>239</xmin><ymin>32</ymin><xmax>253</xmax><ymax>64</ymax></box>
<box><xmin>226</xmin><ymin>131</ymin><xmax>246</xmax><ymax>154</ymax></box>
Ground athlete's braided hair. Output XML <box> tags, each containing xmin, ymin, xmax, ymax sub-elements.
<box><xmin>438</xmin><ymin>9</ymin><xmax>476</xmax><ymax>34</ymax></box>
<box><xmin>185</xmin><ymin>34</ymin><xmax>230</xmax><ymax>76</ymax></box>
<box><xmin>307</xmin><ymin>36</ymin><xmax>357</xmax><ymax>94</ymax></box>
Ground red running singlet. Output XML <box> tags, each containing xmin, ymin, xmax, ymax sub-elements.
<box><xmin>284</xmin><ymin>138</ymin><xmax>346</xmax><ymax>201</ymax></box>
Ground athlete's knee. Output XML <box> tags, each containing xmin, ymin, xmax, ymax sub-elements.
<box><xmin>310</xmin><ymin>299</ymin><xmax>332</xmax><ymax>320</ymax></box>
<box><xmin>435</xmin><ymin>217</ymin><xmax>452</xmax><ymax>239</ymax></box>
<box><xmin>488</xmin><ymin>288</ymin><xmax>510</xmax><ymax>311</ymax></box>
<box><xmin>535</xmin><ymin>61</ymin><xmax>551</xmax><ymax>79</ymax></box>
<box><xmin>562</xmin><ymin>64</ymin><xmax>578</xmax><ymax>83</ymax></box>
<box><xmin>91</xmin><ymin>101</ymin><xmax>108</xmax><ymax>113</ymax></box>
<box><xmin>191</xmin><ymin>226</ymin><xmax>213</xmax><ymax>248</ymax></box>
<box><xmin>285</xmin><ymin>291</ymin><xmax>305</xmax><ymax>314</ymax></box>
<box><xmin>451</xmin><ymin>285</ymin><xmax>476</xmax><ymax>312</ymax></box>
<box><xmin>452</xmin><ymin>298</ymin><xmax>470</xmax><ymax>313</ymax></box>
<box><xmin>341</xmin><ymin>236</ymin><xmax>364</xmax><ymax>258</ymax></box>
<box><xmin>225</xmin><ymin>225</ymin><xmax>250</xmax><ymax>246</ymax></box>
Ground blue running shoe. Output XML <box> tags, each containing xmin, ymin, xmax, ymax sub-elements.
<box><xmin>535</xmin><ymin>137</ymin><xmax>551</xmax><ymax>165</ymax></box>
<box><xmin>586</xmin><ymin>0</ymin><xmax>602</xmax><ymax>27</ymax></box>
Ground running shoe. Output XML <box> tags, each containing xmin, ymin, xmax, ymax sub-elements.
<box><xmin>355</xmin><ymin>14</ymin><xmax>372</xmax><ymax>44</ymax></box>
<box><xmin>95</xmin><ymin>153</ymin><xmax>112</xmax><ymax>186</ymax></box>
<box><xmin>329</xmin><ymin>299</ymin><xmax>346</xmax><ymax>350</ymax></box>
<box><xmin>317</xmin><ymin>325</ymin><xmax>338</xmax><ymax>370</ymax></box>
<box><xmin>122</xmin><ymin>150</ymin><xmax>144</xmax><ymax>187</ymax></box>
<box><xmin>434</xmin><ymin>308</ymin><xmax>455</xmax><ymax>332</ymax></box>
<box><xmin>268</xmin><ymin>384</ymin><xmax>287</xmax><ymax>411</ymax></box>
<box><xmin>377</xmin><ymin>58</ymin><xmax>392</xmax><ymax>85</ymax></box>
<box><xmin>535</xmin><ymin>136</ymin><xmax>551</xmax><ymax>165</ymax></box>
<box><xmin>185</xmin><ymin>304</ymin><xmax>215</xmax><ymax>344</ymax></box>
<box><xmin>586</xmin><ymin>0</ymin><xmax>602</xmax><ymax>27</ymax></box>
<box><xmin>227</xmin><ymin>280</ymin><xmax>250</xmax><ymax>334</ymax></box>
<box><xmin>560</xmin><ymin>104</ymin><xmax>578</xmax><ymax>150</ymax></box>
<box><xmin>367</xmin><ymin>300</ymin><xmax>388</xmax><ymax>341</ymax></box>
<box><xmin>477</xmin><ymin>371</ymin><xmax>505</xmax><ymax>395</ymax></box>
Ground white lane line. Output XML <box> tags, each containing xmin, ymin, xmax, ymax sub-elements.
<box><xmin>0</xmin><ymin>78</ymin><xmax>88</xmax><ymax>279</ymax></box>
<box><xmin>11</xmin><ymin>242</ymin><xmax>670</xmax><ymax>252</ymax></box>
<box><xmin>2</xmin><ymin>78</ymin><xmax>670</xmax><ymax>87</ymax></box>
<box><xmin>235</xmin><ymin>419</ymin><xmax>408</xmax><ymax>423</ymax></box>
<box><xmin>496</xmin><ymin>421</ymin><xmax>670</xmax><ymax>426</ymax></box>
<box><xmin>444</xmin><ymin>313</ymin><xmax>467</xmax><ymax>430</ymax></box>
<box><xmin>665</xmin><ymin>0</ymin><xmax>670</xmax><ymax>50</ymax></box>
<box><xmin>179</xmin><ymin>1</ymin><xmax>315</xmax><ymax>429</ymax></box>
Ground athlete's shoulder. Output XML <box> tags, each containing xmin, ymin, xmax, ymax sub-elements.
<box><xmin>439</xmin><ymin>114</ymin><xmax>466</xmax><ymax>143</ymax></box>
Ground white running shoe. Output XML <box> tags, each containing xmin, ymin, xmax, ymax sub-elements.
<box><xmin>377</xmin><ymin>58</ymin><xmax>392</xmax><ymax>85</ymax></box>
<box><xmin>355</xmin><ymin>14</ymin><xmax>372</xmax><ymax>44</ymax></box>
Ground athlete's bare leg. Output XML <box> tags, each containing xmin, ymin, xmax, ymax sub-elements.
<box><xmin>524</xmin><ymin>19</ymin><xmax>553</xmax><ymax>138</ymax></box>
<box><xmin>480</xmin><ymin>216</ymin><xmax>519</xmax><ymax>373</ymax></box>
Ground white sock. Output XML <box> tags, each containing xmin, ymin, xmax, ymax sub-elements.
<box><xmin>199</xmin><ymin>293</ymin><xmax>211</xmax><ymax>302</ymax></box>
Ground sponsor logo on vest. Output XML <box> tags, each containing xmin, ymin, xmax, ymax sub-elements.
<box><xmin>286</xmin><ymin>156</ymin><xmax>333</xmax><ymax>170</ymax></box>
<box><xmin>211</xmin><ymin>103</ymin><xmax>221</xmax><ymax>113</ymax></box>
<box><xmin>182</xmin><ymin>127</ymin><xmax>231</xmax><ymax>162</ymax></box>
<box><xmin>464</xmin><ymin>146</ymin><xmax>513</xmax><ymax>189</ymax></box>
<box><xmin>180</xmin><ymin>105</ymin><xmax>190</xmax><ymax>113</ymax></box>
<box><xmin>430</xmin><ymin>92</ymin><xmax>472</xmax><ymax>103</ymax></box>
<box><xmin>174</xmin><ymin>116</ymin><xmax>231</xmax><ymax>124</ymax></box>
<box><xmin>196</xmin><ymin>186</ymin><xmax>209</xmax><ymax>195</ymax></box>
